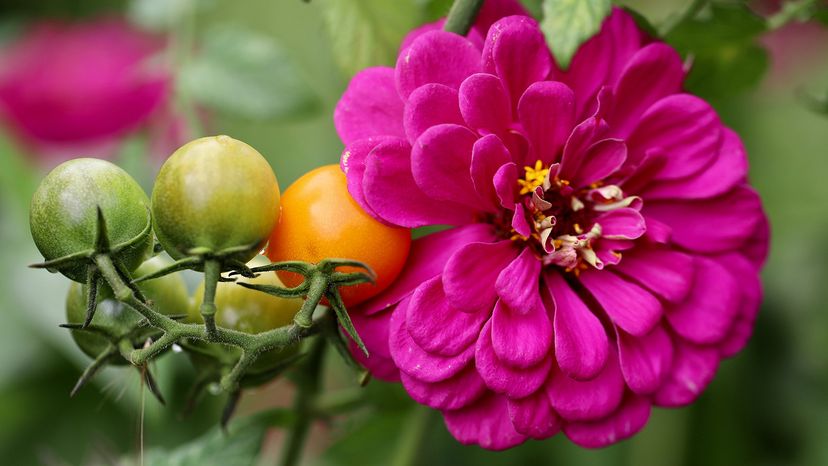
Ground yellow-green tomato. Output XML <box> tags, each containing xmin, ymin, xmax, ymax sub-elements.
<box><xmin>30</xmin><ymin>158</ymin><xmax>152</xmax><ymax>283</ymax></box>
<box><xmin>189</xmin><ymin>256</ymin><xmax>303</xmax><ymax>375</ymax></box>
<box><xmin>151</xmin><ymin>135</ymin><xmax>280</xmax><ymax>262</ymax></box>
<box><xmin>66</xmin><ymin>255</ymin><xmax>189</xmax><ymax>364</ymax></box>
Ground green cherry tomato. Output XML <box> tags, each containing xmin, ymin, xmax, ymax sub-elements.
<box><xmin>151</xmin><ymin>135</ymin><xmax>280</xmax><ymax>262</ymax></box>
<box><xmin>30</xmin><ymin>158</ymin><xmax>153</xmax><ymax>282</ymax></box>
<box><xmin>66</xmin><ymin>255</ymin><xmax>189</xmax><ymax>364</ymax></box>
<box><xmin>188</xmin><ymin>256</ymin><xmax>303</xmax><ymax>376</ymax></box>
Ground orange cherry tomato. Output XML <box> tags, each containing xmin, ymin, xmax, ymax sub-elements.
<box><xmin>266</xmin><ymin>164</ymin><xmax>411</xmax><ymax>307</ymax></box>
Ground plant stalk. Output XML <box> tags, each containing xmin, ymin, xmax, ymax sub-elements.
<box><xmin>280</xmin><ymin>335</ymin><xmax>327</xmax><ymax>466</ymax></box>
<box><xmin>444</xmin><ymin>0</ymin><xmax>485</xmax><ymax>35</ymax></box>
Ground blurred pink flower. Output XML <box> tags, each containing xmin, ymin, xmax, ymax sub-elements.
<box><xmin>0</xmin><ymin>18</ymin><xmax>170</xmax><ymax>161</ymax></box>
<box><xmin>336</xmin><ymin>3</ymin><xmax>769</xmax><ymax>451</ymax></box>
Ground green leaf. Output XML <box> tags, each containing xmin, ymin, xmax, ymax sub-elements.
<box><xmin>316</xmin><ymin>0</ymin><xmax>423</xmax><ymax>77</ymax></box>
<box><xmin>540</xmin><ymin>0</ymin><xmax>611</xmax><ymax>70</ymax></box>
<box><xmin>179</xmin><ymin>25</ymin><xmax>320</xmax><ymax>120</ymax></box>
<box><xmin>140</xmin><ymin>409</ymin><xmax>292</xmax><ymax>466</ymax></box>
<box><xmin>665</xmin><ymin>3</ymin><xmax>768</xmax><ymax>101</ymax></box>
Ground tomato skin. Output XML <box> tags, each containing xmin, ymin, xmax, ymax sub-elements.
<box><xmin>188</xmin><ymin>256</ymin><xmax>303</xmax><ymax>375</ymax></box>
<box><xmin>266</xmin><ymin>164</ymin><xmax>411</xmax><ymax>307</ymax></box>
<box><xmin>151</xmin><ymin>135</ymin><xmax>280</xmax><ymax>262</ymax></box>
<box><xmin>30</xmin><ymin>158</ymin><xmax>153</xmax><ymax>282</ymax></box>
<box><xmin>66</xmin><ymin>255</ymin><xmax>189</xmax><ymax>364</ymax></box>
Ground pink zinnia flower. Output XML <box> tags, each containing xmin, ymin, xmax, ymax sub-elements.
<box><xmin>336</xmin><ymin>2</ymin><xmax>769</xmax><ymax>450</ymax></box>
<box><xmin>0</xmin><ymin>18</ymin><xmax>170</xmax><ymax>161</ymax></box>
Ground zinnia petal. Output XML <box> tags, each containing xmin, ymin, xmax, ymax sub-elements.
<box><xmin>406</xmin><ymin>277</ymin><xmax>489</xmax><ymax>356</ymax></box>
<box><xmin>547</xmin><ymin>348</ymin><xmax>625</xmax><ymax>421</ymax></box>
<box><xmin>388</xmin><ymin>297</ymin><xmax>476</xmax><ymax>383</ymax></box>
<box><xmin>546</xmin><ymin>271</ymin><xmax>609</xmax><ymax>380</ymax></box>
<box><xmin>562</xmin><ymin>395</ymin><xmax>651</xmax><ymax>448</ymax></box>
<box><xmin>396</xmin><ymin>31</ymin><xmax>481</xmax><ymax>100</ymax></box>
<box><xmin>403</xmin><ymin>83</ymin><xmax>464</xmax><ymax>143</ymax></box>
<box><xmin>443</xmin><ymin>239</ymin><xmax>519</xmax><ymax>313</ymax></box>
<box><xmin>476</xmin><ymin>319</ymin><xmax>552</xmax><ymax>398</ymax></box>
<box><xmin>334</xmin><ymin>67</ymin><xmax>405</xmax><ymax>145</ymax></box>
<box><xmin>443</xmin><ymin>393</ymin><xmax>527</xmax><ymax>450</ymax></box>
<box><xmin>579</xmin><ymin>270</ymin><xmax>662</xmax><ymax>337</ymax></box>
<box><xmin>491</xmin><ymin>298</ymin><xmax>552</xmax><ymax>368</ymax></box>
<box><xmin>507</xmin><ymin>389</ymin><xmax>562</xmax><ymax>440</ymax></box>
<box><xmin>363</xmin><ymin>138</ymin><xmax>474</xmax><ymax>227</ymax></box>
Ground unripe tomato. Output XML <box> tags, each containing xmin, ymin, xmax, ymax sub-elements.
<box><xmin>151</xmin><ymin>135</ymin><xmax>280</xmax><ymax>262</ymax></box>
<box><xmin>30</xmin><ymin>158</ymin><xmax>153</xmax><ymax>283</ymax></box>
<box><xmin>66</xmin><ymin>255</ymin><xmax>189</xmax><ymax>364</ymax></box>
<box><xmin>188</xmin><ymin>256</ymin><xmax>303</xmax><ymax>375</ymax></box>
<box><xmin>266</xmin><ymin>165</ymin><xmax>411</xmax><ymax>306</ymax></box>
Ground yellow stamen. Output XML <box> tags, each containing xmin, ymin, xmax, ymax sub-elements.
<box><xmin>518</xmin><ymin>160</ymin><xmax>550</xmax><ymax>195</ymax></box>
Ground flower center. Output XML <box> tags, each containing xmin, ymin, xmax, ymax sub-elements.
<box><xmin>507</xmin><ymin>160</ymin><xmax>640</xmax><ymax>274</ymax></box>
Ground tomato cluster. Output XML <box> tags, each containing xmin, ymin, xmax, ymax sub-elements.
<box><xmin>30</xmin><ymin>135</ymin><xmax>411</xmax><ymax>392</ymax></box>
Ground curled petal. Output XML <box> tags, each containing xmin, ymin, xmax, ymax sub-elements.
<box><xmin>596</xmin><ymin>207</ymin><xmax>645</xmax><ymax>240</ymax></box>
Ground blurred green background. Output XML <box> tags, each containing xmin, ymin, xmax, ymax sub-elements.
<box><xmin>0</xmin><ymin>0</ymin><xmax>826</xmax><ymax>465</ymax></box>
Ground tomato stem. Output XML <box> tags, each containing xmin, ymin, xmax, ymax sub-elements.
<box><xmin>201</xmin><ymin>258</ymin><xmax>222</xmax><ymax>340</ymax></box>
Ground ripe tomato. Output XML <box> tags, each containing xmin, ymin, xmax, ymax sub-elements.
<box><xmin>151</xmin><ymin>135</ymin><xmax>280</xmax><ymax>262</ymax></box>
<box><xmin>66</xmin><ymin>255</ymin><xmax>189</xmax><ymax>364</ymax></box>
<box><xmin>266</xmin><ymin>165</ymin><xmax>411</xmax><ymax>307</ymax></box>
<box><xmin>30</xmin><ymin>158</ymin><xmax>153</xmax><ymax>283</ymax></box>
<box><xmin>188</xmin><ymin>256</ymin><xmax>303</xmax><ymax>375</ymax></box>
